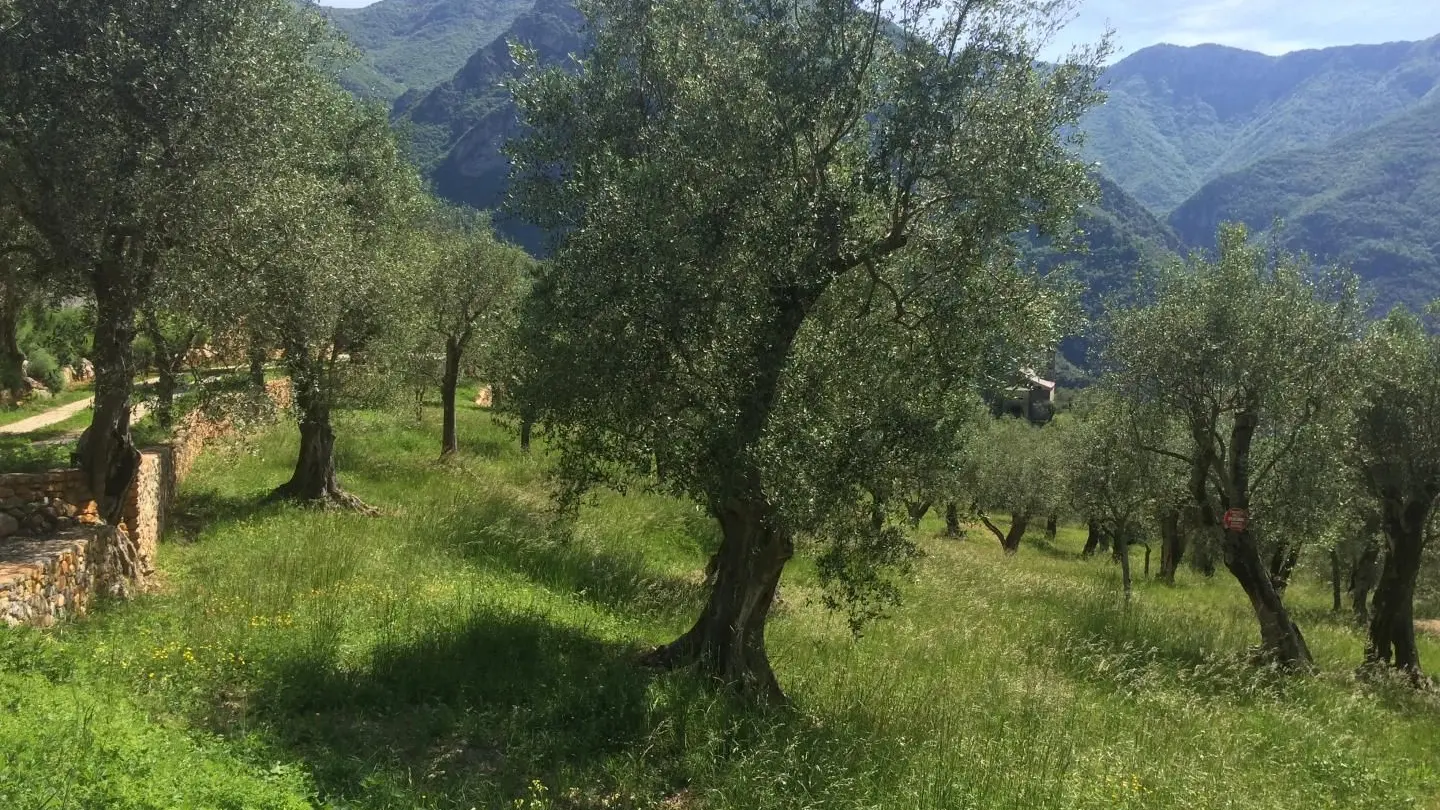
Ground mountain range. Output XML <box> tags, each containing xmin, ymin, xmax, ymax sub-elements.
<box><xmin>318</xmin><ymin>0</ymin><xmax>1440</xmax><ymax>318</ymax></box>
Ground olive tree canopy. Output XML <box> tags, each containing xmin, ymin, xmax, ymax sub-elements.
<box><xmin>509</xmin><ymin>0</ymin><xmax>1108</xmax><ymax>699</ymax></box>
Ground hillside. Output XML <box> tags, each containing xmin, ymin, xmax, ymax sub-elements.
<box><xmin>394</xmin><ymin>0</ymin><xmax>585</xmax><ymax>250</ymax></box>
<box><xmin>1082</xmin><ymin>36</ymin><xmax>1440</xmax><ymax>213</ymax></box>
<box><xmin>322</xmin><ymin>0</ymin><xmax>535</xmax><ymax>99</ymax></box>
<box><xmin>1168</xmin><ymin>98</ymin><xmax>1440</xmax><ymax>309</ymax></box>
<box><xmin>1030</xmin><ymin>175</ymin><xmax>1185</xmax><ymax>365</ymax></box>
<box><xmin>5</xmin><ymin>401</ymin><xmax>1438</xmax><ymax>808</ymax></box>
<box><xmin>368</xmin><ymin>6</ymin><xmax>1440</xmax><ymax>309</ymax></box>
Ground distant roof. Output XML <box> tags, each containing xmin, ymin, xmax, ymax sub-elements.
<box><xmin>1020</xmin><ymin>368</ymin><xmax>1056</xmax><ymax>390</ymax></box>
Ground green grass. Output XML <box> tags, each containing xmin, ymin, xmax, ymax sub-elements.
<box><xmin>2</xmin><ymin>399</ymin><xmax>1439</xmax><ymax>809</ymax></box>
<box><xmin>0</xmin><ymin>383</ymin><xmax>93</xmax><ymax>428</ymax></box>
<box><xmin>0</xmin><ymin>411</ymin><xmax>91</xmax><ymax>472</ymax></box>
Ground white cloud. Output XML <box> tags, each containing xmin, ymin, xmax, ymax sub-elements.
<box><xmin>1047</xmin><ymin>0</ymin><xmax>1440</xmax><ymax>60</ymax></box>
<box><xmin>314</xmin><ymin>0</ymin><xmax>1440</xmax><ymax>59</ymax></box>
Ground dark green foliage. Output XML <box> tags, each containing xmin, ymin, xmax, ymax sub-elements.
<box><xmin>18</xmin><ymin>306</ymin><xmax>93</xmax><ymax>370</ymax></box>
<box><xmin>23</xmin><ymin>347</ymin><xmax>63</xmax><ymax>393</ymax></box>
<box><xmin>321</xmin><ymin>0</ymin><xmax>539</xmax><ymax>99</ymax></box>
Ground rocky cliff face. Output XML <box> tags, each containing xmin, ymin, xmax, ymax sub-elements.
<box><xmin>394</xmin><ymin>0</ymin><xmax>586</xmax><ymax>250</ymax></box>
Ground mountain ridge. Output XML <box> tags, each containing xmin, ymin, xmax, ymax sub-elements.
<box><xmin>321</xmin><ymin>0</ymin><xmax>537</xmax><ymax>99</ymax></box>
<box><xmin>1082</xmin><ymin>34</ymin><xmax>1440</xmax><ymax>213</ymax></box>
<box><xmin>337</xmin><ymin>2</ymin><xmax>1440</xmax><ymax>311</ymax></box>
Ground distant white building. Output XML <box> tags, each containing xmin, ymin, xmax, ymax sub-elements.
<box><xmin>996</xmin><ymin>368</ymin><xmax>1055</xmax><ymax>424</ymax></box>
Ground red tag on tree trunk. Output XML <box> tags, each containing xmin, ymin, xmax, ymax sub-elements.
<box><xmin>1221</xmin><ymin>508</ymin><xmax>1248</xmax><ymax>532</ymax></box>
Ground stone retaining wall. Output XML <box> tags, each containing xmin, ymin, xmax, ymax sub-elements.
<box><xmin>0</xmin><ymin>470</ymin><xmax>102</xmax><ymax>538</ymax></box>
<box><xmin>0</xmin><ymin>379</ymin><xmax>292</xmax><ymax>627</ymax></box>
<box><xmin>0</xmin><ymin>530</ymin><xmax>91</xmax><ymax>627</ymax></box>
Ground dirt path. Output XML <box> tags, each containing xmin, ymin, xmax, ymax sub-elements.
<box><xmin>0</xmin><ymin>382</ymin><xmax>157</xmax><ymax>436</ymax></box>
<box><xmin>0</xmin><ymin>396</ymin><xmax>97</xmax><ymax>435</ymax></box>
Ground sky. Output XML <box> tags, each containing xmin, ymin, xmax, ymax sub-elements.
<box><xmin>316</xmin><ymin>0</ymin><xmax>1440</xmax><ymax>60</ymax></box>
<box><xmin>1054</xmin><ymin>0</ymin><xmax>1440</xmax><ymax>60</ymax></box>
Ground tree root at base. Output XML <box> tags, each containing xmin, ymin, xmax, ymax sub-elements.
<box><xmin>265</xmin><ymin>484</ymin><xmax>379</xmax><ymax>516</ymax></box>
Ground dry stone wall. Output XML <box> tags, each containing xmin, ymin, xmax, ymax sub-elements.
<box><xmin>0</xmin><ymin>379</ymin><xmax>292</xmax><ymax>627</ymax></box>
<box><xmin>0</xmin><ymin>470</ymin><xmax>102</xmax><ymax>538</ymax></box>
<box><xmin>0</xmin><ymin>530</ymin><xmax>91</xmax><ymax>627</ymax></box>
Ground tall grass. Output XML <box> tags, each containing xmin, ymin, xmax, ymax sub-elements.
<box><xmin>2</xmin><ymin>399</ymin><xmax>1437</xmax><ymax>809</ymax></box>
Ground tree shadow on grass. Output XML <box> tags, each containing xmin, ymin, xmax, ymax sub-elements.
<box><xmin>241</xmin><ymin>608</ymin><xmax>665</xmax><ymax>806</ymax></box>
<box><xmin>1021</xmin><ymin>536</ymin><xmax>1084</xmax><ymax>562</ymax></box>
<box><xmin>419</xmin><ymin>492</ymin><xmax>709</xmax><ymax>623</ymax></box>
<box><xmin>1010</xmin><ymin>582</ymin><xmax>1312</xmax><ymax>704</ymax></box>
<box><xmin>238</xmin><ymin>606</ymin><xmax>892</xmax><ymax>809</ymax></box>
<box><xmin>167</xmin><ymin>487</ymin><xmax>289</xmax><ymax>543</ymax></box>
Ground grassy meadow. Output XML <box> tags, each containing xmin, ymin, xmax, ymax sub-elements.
<box><xmin>2</xmin><ymin>394</ymin><xmax>1438</xmax><ymax>809</ymax></box>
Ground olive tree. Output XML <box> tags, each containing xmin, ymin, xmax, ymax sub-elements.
<box><xmin>509</xmin><ymin>0</ymin><xmax>1107</xmax><ymax>698</ymax></box>
<box><xmin>209</xmin><ymin>94</ymin><xmax>427</xmax><ymax>507</ymax></box>
<box><xmin>420</xmin><ymin>208</ymin><xmax>530</xmax><ymax>458</ymax></box>
<box><xmin>0</xmin><ymin>0</ymin><xmax>336</xmax><ymax>520</ymax></box>
<box><xmin>137</xmin><ymin>308</ymin><xmax>204</xmax><ymax>430</ymax></box>
<box><xmin>1105</xmin><ymin>224</ymin><xmax>1362</xmax><ymax>668</ymax></box>
<box><xmin>1348</xmin><ymin>306</ymin><xmax>1440</xmax><ymax>679</ymax></box>
<box><xmin>971</xmin><ymin>416</ymin><xmax>1066</xmax><ymax>554</ymax></box>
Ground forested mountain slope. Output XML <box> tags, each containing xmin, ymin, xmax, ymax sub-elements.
<box><xmin>1169</xmin><ymin>98</ymin><xmax>1440</xmax><ymax>309</ymax></box>
<box><xmin>349</xmin><ymin>2</ymin><xmax>1440</xmax><ymax>310</ymax></box>
<box><xmin>1082</xmin><ymin>36</ymin><xmax>1440</xmax><ymax>213</ymax></box>
<box><xmin>393</xmin><ymin>0</ymin><xmax>586</xmax><ymax>250</ymax></box>
<box><xmin>322</xmin><ymin>0</ymin><xmax>535</xmax><ymax>99</ymax></box>
<box><xmin>1032</xmin><ymin>175</ymin><xmax>1185</xmax><ymax>364</ymax></box>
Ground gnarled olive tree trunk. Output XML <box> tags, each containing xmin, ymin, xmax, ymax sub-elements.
<box><xmin>272</xmin><ymin>354</ymin><xmax>364</xmax><ymax>510</ymax></box>
<box><xmin>1366</xmin><ymin>500</ymin><xmax>1431</xmax><ymax>677</ymax></box>
<box><xmin>642</xmin><ymin>292</ymin><xmax>807</xmax><ymax>701</ymax></box>
<box><xmin>1204</xmin><ymin>412</ymin><xmax>1311</xmax><ymax>668</ymax></box>
<box><xmin>0</xmin><ymin>279</ymin><xmax>24</xmax><ymax>398</ymax></box>
<box><xmin>1330</xmin><ymin>548</ymin><xmax>1344</xmax><ymax>613</ymax></box>
<box><xmin>1158</xmin><ymin>508</ymin><xmax>1185</xmax><ymax>584</ymax></box>
<box><xmin>74</xmin><ymin>264</ymin><xmax>147</xmax><ymax>595</ymax></box>
<box><xmin>1114</xmin><ymin>528</ymin><xmax>1133</xmax><ymax>602</ymax></box>
<box><xmin>944</xmin><ymin>502</ymin><xmax>962</xmax><ymax>538</ymax></box>
<box><xmin>1350</xmin><ymin>537</ymin><xmax>1382</xmax><ymax>627</ymax></box>
<box><xmin>979</xmin><ymin>512</ymin><xmax>1028</xmax><ymax>554</ymax></box>
<box><xmin>1266</xmin><ymin>540</ymin><xmax>1301</xmax><ymax>595</ymax></box>
<box><xmin>1082</xmin><ymin>518</ymin><xmax>1104</xmax><ymax>556</ymax></box>
<box><xmin>142</xmin><ymin>312</ymin><xmax>197</xmax><ymax>431</ymax></box>
<box><xmin>81</xmin><ymin>267</ymin><xmax>142</xmax><ymax>524</ymax></box>
<box><xmin>644</xmin><ymin>498</ymin><xmax>792</xmax><ymax>701</ymax></box>
<box><xmin>905</xmin><ymin>500</ymin><xmax>932</xmax><ymax>528</ymax></box>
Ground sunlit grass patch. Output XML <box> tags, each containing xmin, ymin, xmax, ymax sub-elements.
<box><xmin>0</xmin><ymin>401</ymin><xmax>1437</xmax><ymax>808</ymax></box>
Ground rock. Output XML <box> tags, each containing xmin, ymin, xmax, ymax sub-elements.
<box><xmin>0</xmin><ymin>513</ymin><xmax>17</xmax><ymax>539</ymax></box>
<box><xmin>77</xmin><ymin>359</ymin><xmax>95</xmax><ymax>382</ymax></box>
<box><xmin>59</xmin><ymin>366</ymin><xmax>76</xmax><ymax>390</ymax></box>
<box><xmin>474</xmin><ymin>386</ymin><xmax>494</xmax><ymax>408</ymax></box>
<box><xmin>23</xmin><ymin>378</ymin><xmax>52</xmax><ymax>399</ymax></box>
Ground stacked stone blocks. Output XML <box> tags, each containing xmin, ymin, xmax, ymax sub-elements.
<box><xmin>0</xmin><ymin>379</ymin><xmax>292</xmax><ymax>627</ymax></box>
